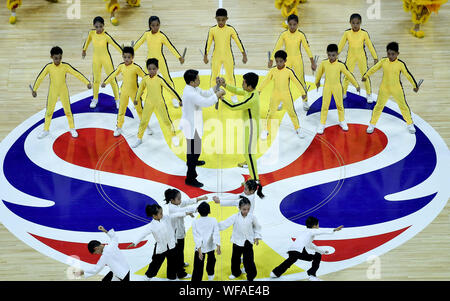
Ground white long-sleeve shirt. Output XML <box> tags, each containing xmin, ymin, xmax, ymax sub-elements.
<box><xmin>132</xmin><ymin>215</ymin><xmax>176</xmax><ymax>254</ymax></box>
<box><xmin>219</xmin><ymin>212</ymin><xmax>262</xmax><ymax>247</ymax></box>
<box><xmin>83</xmin><ymin>229</ymin><xmax>130</xmax><ymax>280</ymax></box>
<box><xmin>288</xmin><ymin>228</ymin><xmax>334</xmax><ymax>255</ymax></box>
<box><xmin>192</xmin><ymin>216</ymin><xmax>221</xmax><ymax>253</ymax></box>
<box><xmin>168</xmin><ymin>199</ymin><xmax>198</xmax><ymax>240</ymax></box>
<box><xmin>219</xmin><ymin>193</ymin><xmax>256</xmax><ymax>214</ymax></box>
<box><xmin>179</xmin><ymin>85</ymin><xmax>218</xmax><ymax>139</ymax></box>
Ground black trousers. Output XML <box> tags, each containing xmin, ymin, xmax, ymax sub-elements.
<box><xmin>102</xmin><ymin>271</ymin><xmax>130</xmax><ymax>281</ymax></box>
<box><xmin>186</xmin><ymin>130</ymin><xmax>202</xmax><ymax>182</ymax></box>
<box><xmin>192</xmin><ymin>250</ymin><xmax>216</xmax><ymax>282</ymax></box>
<box><xmin>231</xmin><ymin>241</ymin><xmax>257</xmax><ymax>281</ymax></box>
<box><xmin>145</xmin><ymin>244</ymin><xmax>177</xmax><ymax>280</ymax></box>
<box><xmin>272</xmin><ymin>248</ymin><xmax>322</xmax><ymax>277</ymax></box>
<box><xmin>174</xmin><ymin>238</ymin><xmax>188</xmax><ymax>278</ymax></box>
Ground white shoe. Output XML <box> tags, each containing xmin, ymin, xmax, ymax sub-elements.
<box><xmin>90</xmin><ymin>99</ymin><xmax>98</xmax><ymax>109</ymax></box>
<box><xmin>147</xmin><ymin>126</ymin><xmax>153</xmax><ymax>135</ymax></box>
<box><xmin>317</xmin><ymin>124</ymin><xmax>325</xmax><ymax>134</ymax></box>
<box><xmin>38</xmin><ymin>130</ymin><xmax>49</xmax><ymax>139</ymax></box>
<box><xmin>172</xmin><ymin>98</ymin><xmax>180</xmax><ymax>108</ymax></box>
<box><xmin>231</xmin><ymin>95</ymin><xmax>238</xmax><ymax>104</ymax></box>
<box><xmin>303</xmin><ymin>101</ymin><xmax>310</xmax><ymax>111</ymax></box>
<box><xmin>228</xmin><ymin>274</ymin><xmax>237</xmax><ymax>280</ymax></box>
<box><xmin>241</xmin><ymin>267</ymin><xmax>246</xmax><ymax>274</ymax></box>
<box><xmin>277</xmin><ymin>103</ymin><xmax>283</xmax><ymax>111</ymax></box>
<box><xmin>366</xmin><ymin>124</ymin><xmax>375</xmax><ymax>134</ymax></box>
<box><xmin>115</xmin><ymin>99</ymin><xmax>119</xmax><ymax>109</ymax></box>
<box><xmin>113</xmin><ymin>127</ymin><xmax>122</xmax><ymax>137</ymax></box>
<box><xmin>339</xmin><ymin>121</ymin><xmax>349</xmax><ymax>131</ymax></box>
<box><xmin>366</xmin><ymin>94</ymin><xmax>374</xmax><ymax>104</ymax></box>
<box><xmin>70</xmin><ymin>129</ymin><xmax>78</xmax><ymax>138</ymax></box>
<box><xmin>296</xmin><ymin>129</ymin><xmax>305</xmax><ymax>139</ymax></box>
<box><xmin>184</xmin><ymin>262</ymin><xmax>189</xmax><ymax>267</ymax></box>
<box><xmin>208</xmin><ymin>274</ymin><xmax>215</xmax><ymax>281</ymax></box>
<box><xmin>131</xmin><ymin>138</ymin><xmax>142</xmax><ymax>148</ymax></box>
<box><xmin>172</xmin><ymin>136</ymin><xmax>180</xmax><ymax>147</ymax></box>
<box><xmin>343</xmin><ymin>93</ymin><xmax>347</xmax><ymax>100</ymax></box>
<box><xmin>260</xmin><ymin>130</ymin><xmax>269</xmax><ymax>140</ymax></box>
<box><xmin>407</xmin><ymin>124</ymin><xmax>416</xmax><ymax>134</ymax></box>
<box><xmin>308</xmin><ymin>275</ymin><xmax>323</xmax><ymax>281</ymax></box>
<box><xmin>143</xmin><ymin>276</ymin><xmax>152</xmax><ymax>281</ymax></box>
<box><xmin>270</xmin><ymin>271</ymin><xmax>278</xmax><ymax>278</ymax></box>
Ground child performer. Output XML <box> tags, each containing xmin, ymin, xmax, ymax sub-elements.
<box><xmin>268</xmin><ymin>14</ymin><xmax>317</xmax><ymax>111</ymax></box>
<box><xmin>131</xmin><ymin>58</ymin><xmax>183</xmax><ymax>148</ymax></box>
<box><xmin>338</xmin><ymin>13</ymin><xmax>378</xmax><ymax>103</ymax></box>
<box><xmin>133</xmin><ymin>15</ymin><xmax>185</xmax><ymax>108</ymax></box>
<box><xmin>314</xmin><ymin>44</ymin><xmax>360</xmax><ymax>134</ymax></box>
<box><xmin>101</xmin><ymin>46</ymin><xmax>146</xmax><ymax>137</ymax></box>
<box><xmin>362</xmin><ymin>42</ymin><xmax>420</xmax><ymax>134</ymax></box>
<box><xmin>270</xmin><ymin>216</ymin><xmax>343</xmax><ymax>281</ymax></box>
<box><xmin>192</xmin><ymin>202</ymin><xmax>221</xmax><ymax>282</ymax></box>
<box><xmin>213</xmin><ymin>179</ymin><xmax>264</xmax><ymax>215</ymax></box>
<box><xmin>82</xmin><ymin>16</ymin><xmax>122</xmax><ymax>109</ymax></box>
<box><xmin>31</xmin><ymin>46</ymin><xmax>91</xmax><ymax>139</ymax></box>
<box><xmin>219</xmin><ymin>197</ymin><xmax>262</xmax><ymax>281</ymax></box>
<box><xmin>259</xmin><ymin>50</ymin><xmax>307</xmax><ymax>141</ymax></box>
<box><xmin>204</xmin><ymin>8</ymin><xmax>247</xmax><ymax>104</ymax></box>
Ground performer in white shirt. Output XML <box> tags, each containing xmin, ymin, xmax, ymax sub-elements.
<box><xmin>219</xmin><ymin>196</ymin><xmax>262</xmax><ymax>281</ymax></box>
<box><xmin>213</xmin><ymin>179</ymin><xmax>264</xmax><ymax>214</ymax></box>
<box><xmin>78</xmin><ymin>226</ymin><xmax>130</xmax><ymax>281</ymax></box>
<box><xmin>191</xmin><ymin>202</ymin><xmax>221</xmax><ymax>282</ymax></box>
<box><xmin>164</xmin><ymin>188</ymin><xmax>207</xmax><ymax>279</ymax></box>
<box><xmin>180</xmin><ymin>69</ymin><xmax>225</xmax><ymax>187</ymax></box>
<box><xmin>270</xmin><ymin>216</ymin><xmax>343</xmax><ymax>281</ymax></box>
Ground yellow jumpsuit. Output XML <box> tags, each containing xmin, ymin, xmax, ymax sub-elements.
<box><xmin>133</xmin><ymin>30</ymin><xmax>181</xmax><ymax>87</ymax></box>
<box><xmin>270</xmin><ymin>29</ymin><xmax>313</xmax><ymax>93</ymax></box>
<box><xmin>258</xmin><ymin>66</ymin><xmax>307</xmax><ymax>134</ymax></box>
<box><xmin>32</xmin><ymin>62</ymin><xmax>90</xmax><ymax>131</ymax></box>
<box><xmin>83</xmin><ymin>30</ymin><xmax>122</xmax><ymax>102</ymax></box>
<box><xmin>315</xmin><ymin>59</ymin><xmax>359</xmax><ymax>125</ymax></box>
<box><xmin>363</xmin><ymin>58</ymin><xmax>418</xmax><ymax>125</ymax></box>
<box><xmin>103</xmin><ymin>62</ymin><xmax>146</xmax><ymax>128</ymax></box>
<box><xmin>205</xmin><ymin>24</ymin><xmax>245</xmax><ymax>89</ymax></box>
<box><xmin>338</xmin><ymin>28</ymin><xmax>378</xmax><ymax>96</ymax></box>
<box><xmin>135</xmin><ymin>74</ymin><xmax>182</xmax><ymax>139</ymax></box>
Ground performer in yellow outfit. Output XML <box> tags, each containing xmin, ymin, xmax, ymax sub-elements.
<box><xmin>403</xmin><ymin>0</ymin><xmax>447</xmax><ymax>38</ymax></box>
<box><xmin>104</xmin><ymin>0</ymin><xmax>140</xmax><ymax>26</ymax></box>
<box><xmin>6</xmin><ymin>0</ymin><xmax>21</xmax><ymax>24</ymax></box>
<box><xmin>338</xmin><ymin>13</ymin><xmax>378</xmax><ymax>103</ymax></box>
<box><xmin>131</xmin><ymin>58</ymin><xmax>182</xmax><ymax>149</ymax></box>
<box><xmin>204</xmin><ymin>8</ymin><xmax>247</xmax><ymax>104</ymax></box>
<box><xmin>82</xmin><ymin>16</ymin><xmax>122</xmax><ymax>109</ymax></box>
<box><xmin>362</xmin><ymin>42</ymin><xmax>419</xmax><ymax>134</ymax></box>
<box><xmin>102</xmin><ymin>47</ymin><xmax>146</xmax><ymax>137</ymax></box>
<box><xmin>258</xmin><ymin>50</ymin><xmax>307</xmax><ymax>141</ymax></box>
<box><xmin>133</xmin><ymin>16</ymin><xmax>184</xmax><ymax>108</ymax></box>
<box><xmin>268</xmin><ymin>14</ymin><xmax>316</xmax><ymax>111</ymax></box>
<box><xmin>31</xmin><ymin>46</ymin><xmax>91</xmax><ymax>139</ymax></box>
<box><xmin>315</xmin><ymin>44</ymin><xmax>360</xmax><ymax>134</ymax></box>
<box><xmin>217</xmin><ymin>72</ymin><xmax>261</xmax><ymax>180</ymax></box>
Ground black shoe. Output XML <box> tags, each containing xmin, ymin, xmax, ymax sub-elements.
<box><xmin>185</xmin><ymin>179</ymin><xmax>204</xmax><ymax>188</ymax></box>
<box><xmin>195</xmin><ymin>160</ymin><xmax>205</xmax><ymax>166</ymax></box>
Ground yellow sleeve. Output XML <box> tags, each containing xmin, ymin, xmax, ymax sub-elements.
<box><xmin>230</xmin><ymin>26</ymin><xmax>245</xmax><ymax>53</ymax></box>
<box><xmin>105</xmin><ymin>32</ymin><xmax>123</xmax><ymax>54</ymax></box>
<box><xmin>103</xmin><ymin>64</ymin><xmax>122</xmax><ymax>85</ymax></box>
<box><xmin>300</xmin><ymin>31</ymin><xmax>313</xmax><ymax>58</ymax></box>
<box><xmin>224</xmin><ymin>84</ymin><xmax>247</xmax><ymax>96</ymax></box>
<box><xmin>337</xmin><ymin>32</ymin><xmax>347</xmax><ymax>54</ymax></box>
<box><xmin>161</xmin><ymin>32</ymin><xmax>181</xmax><ymax>59</ymax></box>
<box><xmin>135</xmin><ymin>64</ymin><xmax>146</xmax><ymax>78</ymax></box>
<box><xmin>340</xmin><ymin>62</ymin><xmax>359</xmax><ymax>88</ymax></box>
<box><xmin>288</xmin><ymin>68</ymin><xmax>306</xmax><ymax>96</ymax></box>
<box><xmin>64</xmin><ymin>63</ymin><xmax>90</xmax><ymax>85</ymax></box>
<box><xmin>82</xmin><ymin>31</ymin><xmax>93</xmax><ymax>51</ymax></box>
<box><xmin>159</xmin><ymin>75</ymin><xmax>182</xmax><ymax>103</ymax></box>
<box><xmin>363</xmin><ymin>59</ymin><xmax>383</xmax><ymax>79</ymax></box>
<box><xmin>221</xmin><ymin>91</ymin><xmax>257</xmax><ymax>111</ymax></box>
<box><xmin>133</xmin><ymin>31</ymin><xmax>147</xmax><ymax>52</ymax></box>
<box><xmin>399</xmin><ymin>60</ymin><xmax>418</xmax><ymax>89</ymax></box>
<box><xmin>257</xmin><ymin>68</ymin><xmax>274</xmax><ymax>92</ymax></box>
<box><xmin>315</xmin><ymin>61</ymin><xmax>325</xmax><ymax>84</ymax></box>
<box><xmin>270</xmin><ymin>31</ymin><xmax>285</xmax><ymax>60</ymax></box>
<box><xmin>205</xmin><ymin>27</ymin><xmax>214</xmax><ymax>56</ymax></box>
<box><xmin>135</xmin><ymin>77</ymin><xmax>146</xmax><ymax>102</ymax></box>
<box><xmin>32</xmin><ymin>63</ymin><xmax>51</xmax><ymax>91</ymax></box>
<box><xmin>363</xmin><ymin>31</ymin><xmax>378</xmax><ymax>60</ymax></box>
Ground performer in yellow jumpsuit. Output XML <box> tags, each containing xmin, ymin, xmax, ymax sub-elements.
<box><xmin>315</xmin><ymin>44</ymin><xmax>360</xmax><ymax>134</ymax></box>
<box><xmin>131</xmin><ymin>58</ymin><xmax>182</xmax><ymax>149</ymax></box>
<box><xmin>102</xmin><ymin>47</ymin><xmax>146</xmax><ymax>137</ymax></box>
<box><xmin>363</xmin><ymin>42</ymin><xmax>419</xmax><ymax>134</ymax></box>
<box><xmin>268</xmin><ymin>14</ymin><xmax>316</xmax><ymax>111</ymax></box>
<box><xmin>338</xmin><ymin>13</ymin><xmax>378</xmax><ymax>103</ymax></box>
<box><xmin>403</xmin><ymin>0</ymin><xmax>447</xmax><ymax>38</ymax></box>
<box><xmin>204</xmin><ymin>8</ymin><xmax>247</xmax><ymax>104</ymax></box>
<box><xmin>133</xmin><ymin>16</ymin><xmax>184</xmax><ymax>108</ymax></box>
<box><xmin>31</xmin><ymin>46</ymin><xmax>91</xmax><ymax>139</ymax></box>
<box><xmin>217</xmin><ymin>72</ymin><xmax>261</xmax><ymax>181</ymax></box>
<box><xmin>258</xmin><ymin>50</ymin><xmax>307</xmax><ymax>140</ymax></box>
<box><xmin>82</xmin><ymin>16</ymin><xmax>122</xmax><ymax>109</ymax></box>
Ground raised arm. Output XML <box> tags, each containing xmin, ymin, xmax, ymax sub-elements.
<box><xmin>218</xmin><ymin>214</ymin><xmax>236</xmax><ymax>231</ymax></box>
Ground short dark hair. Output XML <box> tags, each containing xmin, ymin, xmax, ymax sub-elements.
<box><xmin>327</xmin><ymin>44</ymin><xmax>338</xmax><ymax>53</ymax></box>
<box><xmin>93</xmin><ymin>16</ymin><xmax>104</xmax><ymax>25</ymax></box>
<box><xmin>197</xmin><ymin>202</ymin><xmax>211</xmax><ymax>217</ymax></box>
<box><xmin>145</xmin><ymin>203</ymin><xmax>162</xmax><ymax>217</ymax></box>
<box><xmin>148</xmin><ymin>16</ymin><xmax>160</xmax><ymax>27</ymax></box>
<box><xmin>349</xmin><ymin>13</ymin><xmax>362</xmax><ymax>22</ymax></box>
<box><xmin>274</xmin><ymin>50</ymin><xmax>287</xmax><ymax>61</ymax></box>
<box><xmin>305</xmin><ymin>216</ymin><xmax>319</xmax><ymax>228</ymax></box>
<box><xmin>184</xmin><ymin>69</ymin><xmax>199</xmax><ymax>84</ymax></box>
<box><xmin>386</xmin><ymin>41</ymin><xmax>399</xmax><ymax>53</ymax></box>
<box><xmin>164</xmin><ymin>188</ymin><xmax>180</xmax><ymax>204</ymax></box>
<box><xmin>87</xmin><ymin>240</ymin><xmax>101</xmax><ymax>254</ymax></box>
<box><xmin>50</xmin><ymin>46</ymin><xmax>63</xmax><ymax>56</ymax></box>
<box><xmin>238</xmin><ymin>196</ymin><xmax>251</xmax><ymax>208</ymax></box>
<box><xmin>123</xmin><ymin>46</ymin><xmax>134</xmax><ymax>56</ymax></box>
<box><xmin>243</xmin><ymin>72</ymin><xmax>259</xmax><ymax>89</ymax></box>
<box><xmin>287</xmin><ymin>14</ymin><xmax>299</xmax><ymax>23</ymax></box>
<box><xmin>146</xmin><ymin>58</ymin><xmax>158</xmax><ymax>68</ymax></box>
<box><xmin>216</xmin><ymin>8</ymin><xmax>228</xmax><ymax>17</ymax></box>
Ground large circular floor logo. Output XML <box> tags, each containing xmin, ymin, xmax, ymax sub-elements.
<box><xmin>0</xmin><ymin>70</ymin><xmax>449</xmax><ymax>280</ymax></box>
